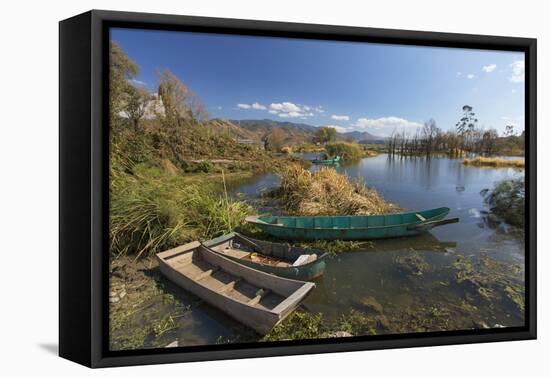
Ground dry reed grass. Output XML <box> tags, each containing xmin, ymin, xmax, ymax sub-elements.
<box><xmin>463</xmin><ymin>156</ymin><xmax>524</xmax><ymax>168</ymax></box>
<box><xmin>276</xmin><ymin>164</ymin><xmax>395</xmax><ymax>216</ymax></box>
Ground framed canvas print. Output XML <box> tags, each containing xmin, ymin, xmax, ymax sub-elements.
<box><xmin>59</xmin><ymin>10</ymin><xmax>536</xmax><ymax>368</ymax></box>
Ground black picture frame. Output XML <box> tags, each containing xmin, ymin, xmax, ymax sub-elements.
<box><xmin>59</xmin><ymin>9</ymin><xmax>537</xmax><ymax>368</ymax></box>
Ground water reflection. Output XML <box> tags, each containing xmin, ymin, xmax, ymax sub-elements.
<box><xmin>230</xmin><ymin>154</ymin><xmax>525</xmax><ymax>324</ymax></box>
<box><xmin>160</xmin><ymin>153</ymin><xmax>527</xmax><ymax>344</ymax></box>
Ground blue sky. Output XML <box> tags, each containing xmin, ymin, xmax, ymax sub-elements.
<box><xmin>111</xmin><ymin>28</ymin><xmax>525</xmax><ymax>137</ymax></box>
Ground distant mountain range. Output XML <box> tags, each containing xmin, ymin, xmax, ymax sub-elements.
<box><xmin>226</xmin><ymin>119</ymin><xmax>385</xmax><ymax>143</ymax></box>
<box><xmin>337</xmin><ymin>130</ymin><xmax>385</xmax><ymax>142</ymax></box>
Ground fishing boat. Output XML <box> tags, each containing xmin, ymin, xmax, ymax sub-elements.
<box><xmin>245</xmin><ymin>207</ymin><xmax>459</xmax><ymax>241</ymax></box>
<box><xmin>311</xmin><ymin>155</ymin><xmax>341</xmax><ymax>164</ymax></box>
<box><xmin>203</xmin><ymin>232</ymin><xmax>329</xmax><ymax>280</ymax></box>
<box><xmin>156</xmin><ymin>241</ymin><xmax>315</xmax><ymax>334</ymax></box>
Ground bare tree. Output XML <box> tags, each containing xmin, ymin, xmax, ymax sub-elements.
<box><xmin>265</xmin><ymin>128</ymin><xmax>286</xmax><ymax>152</ymax></box>
<box><xmin>504</xmin><ymin>124</ymin><xmax>515</xmax><ymax>137</ymax></box>
<box><xmin>157</xmin><ymin>69</ymin><xmax>208</xmax><ymax>125</ymax></box>
<box><xmin>109</xmin><ymin>41</ymin><xmax>139</xmax><ymax>126</ymax></box>
<box><xmin>122</xmin><ymin>85</ymin><xmax>151</xmax><ymax>132</ymax></box>
<box><xmin>422</xmin><ymin>118</ymin><xmax>440</xmax><ymax>156</ymax></box>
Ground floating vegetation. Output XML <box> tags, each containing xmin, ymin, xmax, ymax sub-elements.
<box><xmin>463</xmin><ymin>156</ymin><xmax>524</xmax><ymax>169</ymax></box>
<box><xmin>451</xmin><ymin>253</ymin><xmax>524</xmax><ymax>312</ymax></box>
<box><xmin>298</xmin><ymin>240</ymin><xmax>367</xmax><ymax>255</ymax></box>
<box><xmin>262</xmin><ymin>310</ymin><xmax>378</xmax><ymax>341</ymax></box>
<box><xmin>272</xmin><ymin>164</ymin><xmax>396</xmax><ymax>216</ymax></box>
<box><xmin>394</xmin><ymin>251</ymin><xmax>430</xmax><ymax>276</ymax></box>
<box><xmin>481</xmin><ymin>177</ymin><xmax>525</xmax><ymax>228</ymax></box>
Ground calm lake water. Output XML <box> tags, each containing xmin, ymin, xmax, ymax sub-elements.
<box><xmin>146</xmin><ymin>154</ymin><xmax>526</xmax><ymax>346</ymax></box>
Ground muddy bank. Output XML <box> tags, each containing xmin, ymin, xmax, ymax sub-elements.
<box><xmin>110</xmin><ymin>244</ymin><xmax>524</xmax><ymax>349</ymax></box>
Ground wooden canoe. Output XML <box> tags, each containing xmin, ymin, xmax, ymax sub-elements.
<box><xmin>203</xmin><ymin>233</ymin><xmax>329</xmax><ymax>281</ymax></box>
<box><xmin>311</xmin><ymin>155</ymin><xmax>341</xmax><ymax>164</ymax></box>
<box><xmin>245</xmin><ymin>207</ymin><xmax>459</xmax><ymax>241</ymax></box>
<box><xmin>156</xmin><ymin>241</ymin><xmax>315</xmax><ymax>334</ymax></box>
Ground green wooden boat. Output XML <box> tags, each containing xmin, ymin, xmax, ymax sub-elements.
<box><xmin>311</xmin><ymin>155</ymin><xmax>341</xmax><ymax>164</ymax></box>
<box><xmin>245</xmin><ymin>207</ymin><xmax>459</xmax><ymax>241</ymax></box>
<box><xmin>203</xmin><ymin>233</ymin><xmax>328</xmax><ymax>280</ymax></box>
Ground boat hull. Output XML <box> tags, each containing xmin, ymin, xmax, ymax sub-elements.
<box><xmin>157</xmin><ymin>242</ymin><xmax>315</xmax><ymax>334</ymax></box>
<box><xmin>203</xmin><ymin>233</ymin><xmax>328</xmax><ymax>281</ymax></box>
<box><xmin>311</xmin><ymin>157</ymin><xmax>340</xmax><ymax>164</ymax></box>
<box><xmin>245</xmin><ymin>207</ymin><xmax>457</xmax><ymax>241</ymax></box>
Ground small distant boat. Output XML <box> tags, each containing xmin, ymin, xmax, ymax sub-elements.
<box><xmin>157</xmin><ymin>241</ymin><xmax>315</xmax><ymax>334</ymax></box>
<box><xmin>245</xmin><ymin>207</ymin><xmax>459</xmax><ymax>241</ymax></box>
<box><xmin>203</xmin><ymin>232</ymin><xmax>329</xmax><ymax>281</ymax></box>
<box><xmin>311</xmin><ymin>155</ymin><xmax>341</xmax><ymax>164</ymax></box>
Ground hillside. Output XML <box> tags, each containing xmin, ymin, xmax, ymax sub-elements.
<box><xmin>339</xmin><ymin>130</ymin><xmax>386</xmax><ymax>142</ymax></box>
<box><xmin>222</xmin><ymin>118</ymin><xmax>385</xmax><ymax>144</ymax></box>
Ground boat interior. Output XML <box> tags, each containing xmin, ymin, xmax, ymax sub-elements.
<box><xmin>164</xmin><ymin>248</ymin><xmax>286</xmax><ymax>311</ymax></box>
<box><xmin>209</xmin><ymin>236</ymin><xmax>317</xmax><ymax>267</ymax></box>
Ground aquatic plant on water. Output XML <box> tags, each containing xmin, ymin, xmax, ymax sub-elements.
<box><xmin>481</xmin><ymin>177</ymin><xmax>525</xmax><ymax>227</ymax></box>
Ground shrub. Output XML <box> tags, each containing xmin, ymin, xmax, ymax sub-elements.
<box><xmin>325</xmin><ymin>142</ymin><xmax>363</xmax><ymax>160</ymax></box>
<box><xmin>281</xmin><ymin>146</ymin><xmax>293</xmax><ymax>155</ymax></box>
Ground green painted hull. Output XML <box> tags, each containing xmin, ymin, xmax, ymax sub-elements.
<box><xmin>245</xmin><ymin>207</ymin><xmax>458</xmax><ymax>241</ymax></box>
<box><xmin>311</xmin><ymin>156</ymin><xmax>341</xmax><ymax>164</ymax></box>
<box><xmin>202</xmin><ymin>233</ymin><xmax>328</xmax><ymax>280</ymax></box>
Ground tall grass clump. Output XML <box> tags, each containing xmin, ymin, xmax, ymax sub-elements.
<box><xmin>273</xmin><ymin>164</ymin><xmax>395</xmax><ymax>216</ymax></box>
<box><xmin>325</xmin><ymin>142</ymin><xmax>363</xmax><ymax>161</ymax></box>
<box><xmin>110</xmin><ymin>162</ymin><xmax>253</xmax><ymax>258</ymax></box>
<box><xmin>463</xmin><ymin>156</ymin><xmax>524</xmax><ymax>169</ymax></box>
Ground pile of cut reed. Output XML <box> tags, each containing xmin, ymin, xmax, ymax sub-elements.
<box><xmin>274</xmin><ymin>164</ymin><xmax>395</xmax><ymax>216</ymax></box>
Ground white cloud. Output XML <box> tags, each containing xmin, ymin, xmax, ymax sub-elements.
<box><xmin>269</xmin><ymin>102</ymin><xmax>315</xmax><ymax>118</ymax></box>
<box><xmin>238</xmin><ymin>100</ymin><xmax>318</xmax><ymax>118</ymax></box>
<box><xmin>331</xmin><ymin>115</ymin><xmax>350</xmax><ymax>121</ymax></box>
<box><xmin>467</xmin><ymin>74</ymin><xmax>476</xmax><ymax>79</ymax></box>
<box><xmin>324</xmin><ymin>125</ymin><xmax>351</xmax><ymax>133</ymax></box>
<box><xmin>314</xmin><ymin>106</ymin><xmax>325</xmax><ymax>113</ymax></box>
<box><xmin>252</xmin><ymin>102</ymin><xmax>266</xmax><ymax>110</ymax></box>
<box><xmin>482</xmin><ymin>64</ymin><xmax>497</xmax><ymax>73</ymax></box>
<box><xmin>456</xmin><ymin>72</ymin><xmax>462</xmax><ymax>77</ymax></box>
<box><xmin>270</xmin><ymin>102</ymin><xmax>301</xmax><ymax>113</ymax></box>
<box><xmin>238</xmin><ymin>102</ymin><xmax>267</xmax><ymax>110</ymax></box>
<box><xmin>510</xmin><ymin>60</ymin><xmax>525</xmax><ymax>83</ymax></box>
<box><xmin>353</xmin><ymin>116</ymin><xmax>423</xmax><ymax>137</ymax></box>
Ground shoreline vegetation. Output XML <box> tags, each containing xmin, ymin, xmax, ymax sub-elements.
<box><xmin>482</xmin><ymin>177</ymin><xmax>525</xmax><ymax>228</ymax></box>
<box><xmin>463</xmin><ymin>156</ymin><xmax>525</xmax><ymax>169</ymax></box>
<box><xmin>108</xmin><ymin>41</ymin><xmax>525</xmax><ymax>350</ymax></box>
<box><xmin>386</xmin><ymin>109</ymin><xmax>524</xmax><ymax>158</ymax></box>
